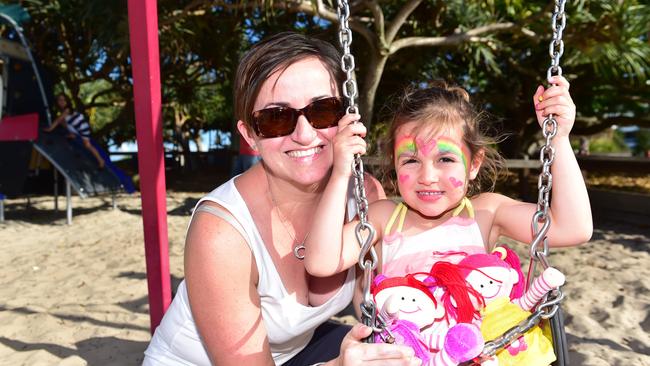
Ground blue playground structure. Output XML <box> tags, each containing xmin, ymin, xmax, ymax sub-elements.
<box><xmin>0</xmin><ymin>7</ymin><xmax>134</xmax><ymax>224</ymax></box>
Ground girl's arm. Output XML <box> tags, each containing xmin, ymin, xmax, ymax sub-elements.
<box><xmin>43</xmin><ymin>109</ymin><xmax>70</xmax><ymax>132</ymax></box>
<box><xmin>307</xmin><ymin>173</ymin><xmax>385</xmax><ymax>306</ymax></box>
<box><xmin>185</xmin><ymin>203</ymin><xmax>275</xmax><ymax>366</ymax></box>
<box><xmin>489</xmin><ymin>75</ymin><xmax>592</xmax><ymax>247</ymax></box>
<box><xmin>305</xmin><ymin>115</ymin><xmax>380</xmax><ymax>277</ymax></box>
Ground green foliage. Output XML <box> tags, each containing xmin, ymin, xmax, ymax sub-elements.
<box><xmin>7</xmin><ymin>0</ymin><xmax>648</xmax><ymax>160</ymax></box>
<box><xmin>633</xmin><ymin>129</ymin><xmax>650</xmax><ymax>156</ymax></box>
<box><xmin>589</xmin><ymin>130</ymin><xmax>630</xmax><ymax>153</ymax></box>
<box><xmin>79</xmin><ymin>79</ymin><xmax>122</xmax><ymax>133</ymax></box>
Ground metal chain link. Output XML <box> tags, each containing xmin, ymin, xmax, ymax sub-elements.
<box><xmin>528</xmin><ymin>0</ymin><xmax>567</xmax><ymax>303</ymax></box>
<box><xmin>337</xmin><ymin>0</ymin><xmax>380</xmax><ymax>339</ymax></box>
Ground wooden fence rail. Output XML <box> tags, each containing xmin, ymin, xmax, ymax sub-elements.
<box><xmin>110</xmin><ymin>151</ymin><xmax>649</xmax><ymax>225</ymax></box>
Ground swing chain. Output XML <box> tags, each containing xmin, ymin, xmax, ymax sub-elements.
<box><xmin>337</xmin><ymin>0</ymin><xmax>381</xmax><ymax>340</ymax></box>
<box><xmin>337</xmin><ymin>0</ymin><xmax>358</xmax><ymax>115</ymax></box>
<box><xmin>547</xmin><ymin>0</ymin><xmax>566</xmax><ymax>81</ymax></box>
<box><xmin>469</xmin><ymin>2</ymin><xmax>568</xmax><ymax>362</ymax></box>
<box><xmin>528</xmin><ymin>0</ymin><xmax>567</xmax><ymax>327</ymax></box>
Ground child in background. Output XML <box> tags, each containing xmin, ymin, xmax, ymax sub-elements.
<box><xmin>305</xmin><ymin>75</ymin><xmax>591</xmax><ymax>291</ymax></box>
<box><xmin>44</xmin><ymin>93</ymin><xmax>105</xmax><ymax>169</ymax></box>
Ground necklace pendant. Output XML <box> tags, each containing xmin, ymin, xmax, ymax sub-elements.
<box><xmin>293</xmin><ymin>243</ymin><xmax>306</xmax><ymax>260</ymax></box>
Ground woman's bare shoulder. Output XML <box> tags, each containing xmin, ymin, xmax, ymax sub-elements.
<box><xmin>186</xmin><ymin>201</ymin><xmax>250</xmax><ymax>252</ymax></box>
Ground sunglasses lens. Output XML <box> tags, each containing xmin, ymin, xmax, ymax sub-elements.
<box><xmin>306</xmin><ymin>98</ymin><xmax>344</xmax><ymax>129</ymax></box>
<box><xmin>252</xmin><ymin>97</ymin><xmax>343</xmax><ymax>138</ymax></box>
<box><xmin>253</xmin><ymin>108</ymin><xmax>296</xmax><ymax>138</ymax></box>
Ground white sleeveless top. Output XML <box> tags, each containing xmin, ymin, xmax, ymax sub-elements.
<box><xmin>144</xmin><ymin>178</ymin><xmax>356</xmax><ymax>365</ymax></box>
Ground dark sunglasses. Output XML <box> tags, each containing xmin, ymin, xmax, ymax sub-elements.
<box><xmin>251</xmin><ymin>97</ymin><xmax>344</xmax><ymax>138</ymax></box>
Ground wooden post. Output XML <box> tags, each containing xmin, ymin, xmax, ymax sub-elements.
<box><xmin>127</xmin><ymin>0</ymin><xmax>171</xmax><ymax>333</ymax></box>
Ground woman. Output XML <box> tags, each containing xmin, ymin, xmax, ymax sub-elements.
<box><xmin>144</xmin><ymin>32</ymin><xmax>419</xmax><ymax>366</ymax></box>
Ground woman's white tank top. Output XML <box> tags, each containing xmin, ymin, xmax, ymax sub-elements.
<box><xmin>144</xmin><ymin>178</ymin><xmax>355</xmax><ymax>365</ymax></box>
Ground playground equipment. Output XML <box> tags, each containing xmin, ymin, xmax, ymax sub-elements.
<box><xmin>0</xmin><ymin>7</ymin><xmax>134</xmax><ymax>224</ymax></box>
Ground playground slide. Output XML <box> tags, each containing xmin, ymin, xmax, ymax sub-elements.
<box><xmin>33</xmin><ymin>128</ymin><xmax>124</xmax><ymax>198</ymax></box>
<box><xmin>89</xmin><ymin>139</ymin><xmax>136</xmax><ymax>194</ymax></box>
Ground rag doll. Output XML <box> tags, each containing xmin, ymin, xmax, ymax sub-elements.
<box><xmin>458</xmin><ymin>246</ymin><xmax>565</xmax><ymax>366</ymax></box>
<box><xmin>371</xmin><ymin>262</ymin><xmax>486</xmax><ymax>365</ymax></box>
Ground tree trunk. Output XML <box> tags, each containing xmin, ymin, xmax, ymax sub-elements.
<box><xmin>360</xmin><ymin>54</ymin><xmax>389</xmax><ymax>129</ymax></box>
<box><xmin>173</xmin><ymin>109</ymin><xmax>193</xmax><ymax>171</ymax></box>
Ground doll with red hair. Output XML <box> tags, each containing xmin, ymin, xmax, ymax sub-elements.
<box><xmin>458</xmin><ymin>246</ymin><xmax>565</xmax><ymax>366</ymax></box>
<box><xmin>371</xmin><ymin>261</ymin><xmax>487</xmax><ymax>365</ymax></box>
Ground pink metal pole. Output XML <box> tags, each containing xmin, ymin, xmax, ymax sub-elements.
<box><xmin>127</xmin><ymin>0</ymin><xmax>171</xmax><ymax>332</ymax></box>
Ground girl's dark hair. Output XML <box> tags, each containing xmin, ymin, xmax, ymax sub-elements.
<box><xmin>382</xmin><ymin>81</ymin><xmax>506</xmax><ymax>197</ymax></box>
<box><xmin>56</xmin><ymin>93</ymin><xmax>73</xmax><ymax>112</ymax></box>
<box><xmin>233</xmin><ymin>32</ymin><xmax>344</xmax><ymax>131</ymax></box>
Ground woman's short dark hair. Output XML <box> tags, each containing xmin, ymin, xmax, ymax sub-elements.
<box><xmin>233</xmin><ymin>32</ymin><xmax>344</xmax><ymax>131</ymax></box>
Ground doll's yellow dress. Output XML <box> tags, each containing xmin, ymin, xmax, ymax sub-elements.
<box><xmin>480</xmin><ymin>297</ymin><xmax>556</xmax><ymax>366</ymax></box>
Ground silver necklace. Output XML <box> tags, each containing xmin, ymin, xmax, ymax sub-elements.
<box><xmin>268</xmin><ymin>189</ymin><xmax>309</xmax><ymax>260</ymax></box>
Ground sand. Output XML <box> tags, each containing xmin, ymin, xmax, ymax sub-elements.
<box><xmin>0</xmin><ymin>192</ymin><xmax>648</xmax><ymax>365</ymax></box>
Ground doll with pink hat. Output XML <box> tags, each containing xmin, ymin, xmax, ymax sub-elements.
<box><xmin>458</xmin><ymin>246</ymin><xmax>565</xmax><ymax>366</ymax></box>
<box><xmin>371</xmin><ymin>262</ymin><xmax>488</xmax><ymax>365</ymax></box>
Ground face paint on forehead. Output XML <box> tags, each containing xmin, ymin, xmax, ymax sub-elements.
<box><xmin>437</xmin><ymin>136</ymin><xmax>469</xmax><ymax>171</ymax></box>
<box><xmin>395</xmin><ymin>136</ymin><xmax>416</xmax><ymax>157</ymax></box>
<box><xmin>415</xmin><ymin>136</ymin><xmax>437</xmax><ymax>156</ymax></box>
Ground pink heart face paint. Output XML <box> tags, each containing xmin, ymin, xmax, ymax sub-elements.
<box><xmin>415</xmin><ymin>136</ymin><xmax>437</xmax><ymax>156</ymax></box>
<box><xmin>398</xmin><ymin>173</ymin><xmax>411</xmax><ymax>184</ymax></box>
<box><xmin>449</xmin><ymin>176</ymin><xmax>464</xmax><ymax>188</ymax></box>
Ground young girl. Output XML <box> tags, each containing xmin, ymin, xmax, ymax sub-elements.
<box><xmin>305</xmin><ymin>75</ymin><xmax>591</xmax><ymax>286</ymax></box>
<box><xmin>44</xmin><ymin>93</ymin><xmax>105</xmax><ymax>169</ymax></box>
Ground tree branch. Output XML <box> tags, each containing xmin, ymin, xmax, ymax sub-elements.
<box><xmin>390</xmin><ymin>22</ymin><xmax>518</xmax><ymax>53</ymax></box>
<box><xmin>574</xmin><ymin>116</ymin><xmax>650</xmax><ymax>135</ymax></box>
<box><xmin>385</xmin><ymin>0</ymin><xmax>423</xmax><ymax>45</ymax></box>
<box><xmin>231</xmin><ymin>0</ymin><xmax>377</xmax><ymax>53</ymax></box>
<box><xmin>363</xmin><ymin>0</ymin><xmax>385</xmax><ymax>49</ymax></box>
<box><xmin>89</xmin><ymin>87</ymin><xmax>121</xmax><ymax>105</ymax></box>
<box><xmin>160</xmin><ymin>0</ymin><xmax>214</xmax><ymax>27</ymax></box>
<box><xmin>86</xmin><ymin>101</ymin><xmax>125</xmax><ymax>109</ymax></box>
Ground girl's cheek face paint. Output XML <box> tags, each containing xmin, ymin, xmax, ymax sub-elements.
<box><xmin>398</xmin><ymin>173</ymin><xmax>410</xmax><ymax>184</ymax></box>
<box><xmin>449</xmin><ymin>176</ymin><xmax>464</xmax><ymax>188</ymax></box>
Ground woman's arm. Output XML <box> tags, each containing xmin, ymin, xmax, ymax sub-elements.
<box><xmin>489</xmin><ymin>76</ymin><xmax>592</xmax><ymax>247</ymax></box>
<box><xmin>185</xmin><ymin>202</ymin><xmax>275</xmax><ymax>366</ymax></box>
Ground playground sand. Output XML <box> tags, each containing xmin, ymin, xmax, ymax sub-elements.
<box><xmin>0</xmin><ymin>192</ymin><xmax>649</xmax><ymax>365</ymax></box>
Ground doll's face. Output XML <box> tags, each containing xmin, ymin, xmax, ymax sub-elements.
<box><xmin>464</xmin><ymin>266</ymin><xmax>518</xmax><ymax>304</ymax></box>
<box><xmin>375</xmin><ymin>285</ymin><xmax>441</xmax><ymax>329</ymax></box>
